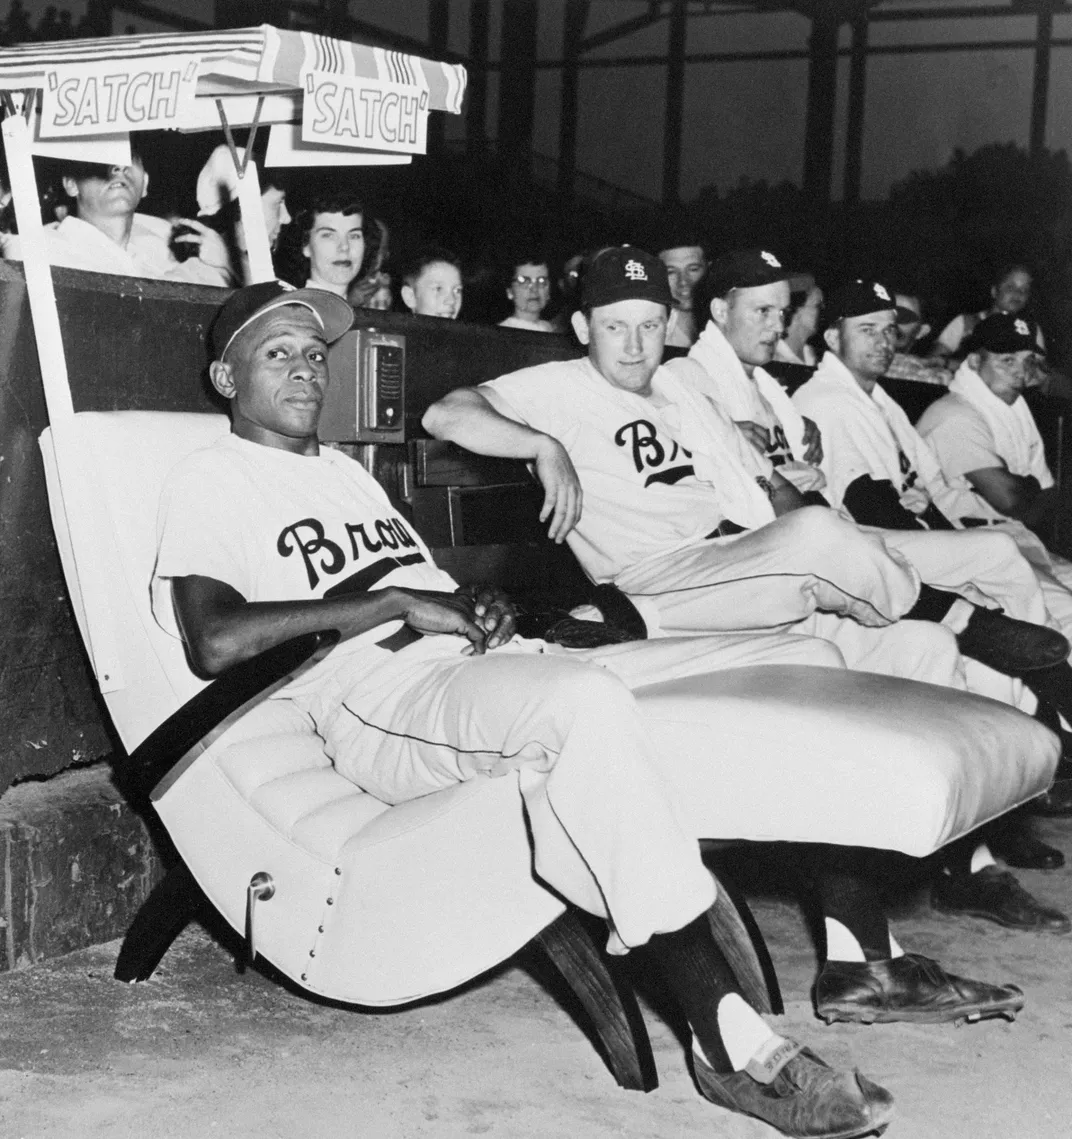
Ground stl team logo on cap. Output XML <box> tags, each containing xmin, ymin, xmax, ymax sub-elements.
<box><xmin>624</xmin><ymin>258</ymin><xmax>649</xmax><ymax>282</ymax></box>
<box><xmin>873</xmin><ymin>283</ymin><xmax>891</xmax><ymax>302</ymax></box>
<box><xmin>761</xmin><ymin>251</ymin><xmax>781</xmax><ymax>268</ymax></box>
<box><xmin>1015</xmin><ymin>318</ymin><xmax>1031</xmax><ymax>337</ymax></box>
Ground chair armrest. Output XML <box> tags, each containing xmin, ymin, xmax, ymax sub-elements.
<box><xmin>122</xmin><ymin>629</ymin><xmax>341</xmax><ymax>798</ymax></box>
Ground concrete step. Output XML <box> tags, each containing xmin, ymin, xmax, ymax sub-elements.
<box><xmin>0</xmin><ymin>763</ymin><xmax>161</xmax><ymax>972</ymax></box>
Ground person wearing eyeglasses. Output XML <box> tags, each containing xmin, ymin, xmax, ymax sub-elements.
<box><xmin>499</xmin><ymin>256</ymin><xmax>556</xmax><ymax>332</ymax></box>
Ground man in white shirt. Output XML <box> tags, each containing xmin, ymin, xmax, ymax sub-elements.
<box><xmin>4</xmin><ymin>153</ymin><xmax>228</xmax><ymax>286</ymax></box>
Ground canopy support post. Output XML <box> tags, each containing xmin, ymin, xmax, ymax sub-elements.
<box><xmin>2</xmin><ymin>102</ymin><xmax>123</xmax><ymax>691</ymax></box>
<box><xmin>216</xmin><ymin>96</ymin><xmax>274</xmax><ymax>284</ymax></box>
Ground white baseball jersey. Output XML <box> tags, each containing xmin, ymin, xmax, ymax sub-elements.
<box><xmin>480</xmin><ymin>356</ymin><xmax>777</xmax><ymax>583</ymax></box>
<box><xmin>153</xmin><ymin>432</ymin><xmax>457</xmax><ymax>713</ymax></box>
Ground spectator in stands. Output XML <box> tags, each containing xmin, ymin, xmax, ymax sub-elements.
<box><xmin>885</xmin><ymin>292</ymin><xmax>954</xmax><ymax>386</ymax></box>
<box><xmin>775</xmin><ymin>273</ymin><xmax>823</xmax><ymax>368</ymax></box>
<box><xmin>932</xmin><ymin>263</ymin><xmax>1044</xmax><ymax>362</ymax></box>
<box><xmin>2</xmin><ymin>150</ymin><xmax>229</xmax><ymax>285</ymax></box>
<box><xmin>295</xmin><ymin>192</ymin><xmax>368</xmax><ymax>299</ymax></box>
<box><xmin>500</xmin><ymin>255</ymin><xmax>555</xmax><ymax>332</ymax></box>
<box><xmin>401</xmin><ymin>244</ymin><xmax>463</xmax><ymax>319</ymax></box>
<box><xmin>658</xmin><ymin>236</ymin><xmax>708</xmax><ymax>348</ymax></box>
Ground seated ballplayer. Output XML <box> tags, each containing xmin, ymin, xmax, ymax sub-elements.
<box><xmin>400</xmin><ymin>244</ymin><xmax>464</xmax><ymax>319</ymax></box>
<box><xmin>296</xmin><ymin>192</ymin><xmax>368</xmax><ymax>299</ymax></box>
<box><xmin>423</xmin><ymin>245</ymin><xmax>1051</xmax><ymax>1014</ymax></box>
<box><xmin>668</xmin><ymin>252</ymin><xmax>1072</xmax><ymax>879</ymax></box>
<box><xmin>152</xmin><ymin>280</ymin><xmax>909</xmax><ymax>1138</ymax></box>
<box><xmin>500</xmin><ymin>255</ymin><xmax>556</xmax><ymax>331</ymax></box>
<box><xmin>4</xmin><ymin>150</ymin><xmax>228</xmax><ymax>285</ymax></box>
<box><xmin>917</xmin><ymin>313</ymin><xmax>1070</xmax><ymax>561</ymax></box>
<box><xmin>793</xmin><ymin>284</ymin><xmax>1072</xmax><ymax>832</ymax></box>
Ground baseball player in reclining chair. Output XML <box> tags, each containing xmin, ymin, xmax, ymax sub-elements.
<box><xmin>155</xmin><ymin>273</ymin><xmax>1060</xmax><ymax>1139</ymax></box>
<box><xmin>660</xmin><ymin>249</ymin><xmax>1072</xmax><ymax>898</ymax></box>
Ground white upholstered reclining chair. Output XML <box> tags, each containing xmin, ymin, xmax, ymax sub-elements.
<box><xmin>40</xmin><ymin>410</ymin><xmax>1059</xmax><ymax>1092</ymax></box>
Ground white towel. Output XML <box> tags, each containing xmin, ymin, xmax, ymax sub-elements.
<box><xmin>681</xmin><ymin>323</ymin><xmax>825</xmax><ymax>493</ymax></box>
<box><xmin>949</xmin><ymin>361</ymin><xmax>1053</xmax><ymax>488</ymax></box>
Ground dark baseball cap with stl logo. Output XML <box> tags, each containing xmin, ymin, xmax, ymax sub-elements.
<box><xmin>965</xmin><ymin>312</ymin><xmax>1043</xmax><ymax>356</ymax></box>
<box><xmin>825</xmin><ymin>279</ymin><xmax>915</xmax><ymax>324</ymax></box>
<box><xmin>210</xmin><ymin>280</ymin><xmax>354</xmax><ymax>361</ymax></box>
<box><xmin>581</xmin><ymin>245</ymin><xmax>675</xmax><ymax>309</ymax></box>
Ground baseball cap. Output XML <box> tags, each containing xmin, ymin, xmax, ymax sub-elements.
<box><xmin>706</xmin><ymin>248</ymin><xmax>791</xmax><ymax>296</ymax></box>
<box><xmin>824</xmin><ymin>279</ymin><xmax>914</xmax><ymax>324</ymax></box>
<box><xmin>965</xmin><ymin>312</ymin><xmax>1042</xmax><ymax>356</ymax></box>
<box><xmin>210</xmin><ymin>280</ymin><xmax>354</xmax><ymax>361</ymax></box>
<box><xmin>581</xmin><ymin>245</ymin><xmax>674</xmax><ymax>309</ymax></box>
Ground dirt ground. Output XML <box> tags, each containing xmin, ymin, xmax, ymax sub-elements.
<box><xmin>2</xmin><ymin>819</ymin><xmax>1072</xmax><ymax>1139</ymax></box>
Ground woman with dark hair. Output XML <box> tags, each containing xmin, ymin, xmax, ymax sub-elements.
<box><xmin>294</xmin><ymin>191</ymin><xmax>370</xmax><ymax>299</ymax></box>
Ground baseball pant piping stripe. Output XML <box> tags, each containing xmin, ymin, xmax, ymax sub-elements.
<box><xmin>338</xmin><ymin>700</ymin><xmax>563</xmax><ymax>762</ymax></box>
<box><xmin>623</xmin><ymin>570</ymin><xmax>898</xmax><ymax>624</ymax></box>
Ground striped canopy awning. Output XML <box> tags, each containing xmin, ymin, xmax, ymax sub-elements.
<box><xmin>0</xmin><ymin>24</ymin><xmax>466</xmax><ymax>115</ymax></box>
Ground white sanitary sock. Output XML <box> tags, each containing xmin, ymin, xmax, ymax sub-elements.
<box><xmin>824</xmin><ymin>917</ymin><xmax>866</xmax><ymax>963</ymax></box>
<box><xmin>971</xmin><ymin>843</ymin><xmax>997</xmax><ymax>874</ymax></box>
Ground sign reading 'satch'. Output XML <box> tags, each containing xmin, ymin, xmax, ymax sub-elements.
<box><xmin>302</xmin><ymin>71</ymin><xmax>429</xmax><ymax>154</ymax></box>
<box><xmin>40</xmin><ymin>55</ymin><xmax>199</xmax><ymax>136</ymax></box>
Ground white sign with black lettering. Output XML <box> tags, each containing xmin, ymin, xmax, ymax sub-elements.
<box><xmin>301</xmin><ymin>71</ymin><xmax>428</xmax><ymax>154</ymax></box>
<box><xmin>39</xmin><ymin>55</ymin><xmax>200</xmax><ymax>137</ymax></box>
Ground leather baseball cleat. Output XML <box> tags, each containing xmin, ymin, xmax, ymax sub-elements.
<box><xmin>956</xmin><ymin>606</ymin><xmax>1069</xmax><ymax>673</ymax></box>
<box><xmin>931</xmin><ymin>867</ymin><xmax>1072</xmax><ymax>933</ymax></box>
<box><xmin>815</xmin><ymin>953</ymin><xmax>1024</xmax><ymax>1026</ymax></box>
<box><xmin>692</xmin><ymin>1036</ymin><xmax>894</xmax><ymax>1138</ymax></box>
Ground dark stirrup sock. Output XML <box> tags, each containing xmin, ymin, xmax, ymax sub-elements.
<box><xmin>904</xmin><ymin>583</ymin><xmax>959</xmax><ymax>624</ymax></box>
<box><xmin>798</xmin><ymin>844</ymin><xmax>893</xmax><ymax>962</ymax></box>
<box><xmin>1019</xmin><ymin>660</ymin><xmax>1072</xmax><ymax>724</ymax></box>
<box><xmin>632</xmin><ymin>913</ymin><xmax>742</xmax><ymax>1073</ymax></box>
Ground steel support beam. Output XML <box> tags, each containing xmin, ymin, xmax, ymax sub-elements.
<box><xmin>843</xmin><ymin>14</ymin><xmax>868</xmax><ymax>204</ymax></box>
<box><xmin>1030</xmin><ymin>2</ymin><xmax>1054</xmax><ymax>156</ymax></box>
<box><xmin>426</xmin><ymin>0</ymin><xmax>450</xmax><ymax>154</ymax></box>
<box><xmin>559</xmin><ymin>1</ymin><xmax>590</xmax><ymax>202</ymax></box>
<box><xmin>802</xmin><ymin>9</ymin><xmax>840</xmax><ymax>210</ymax></box>
<box><xmin>498</xmin><ymin>0</ymin><xmax>539</xmax><ymax>178</ymax></box>
<box><xmin>662</xmin><ymin>0</ymin><xmax>688</xmax><ymax>206</ymax></box>
<box><xmin>466</xmin><ymin>0</ymin><xmax>490</xmax><ymax>156</ymax></box>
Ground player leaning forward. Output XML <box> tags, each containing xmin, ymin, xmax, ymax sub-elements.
<box><xmin>151</xmin><ymin>280</ymin><xmax>911</xmax><ymax>1137</ymax></box>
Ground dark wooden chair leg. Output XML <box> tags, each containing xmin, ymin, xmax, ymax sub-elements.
<box><xmin>705</xmin><ymin>865</ymin><xmax>783</xmax><ymax>1015</ymax></box>
<box><xmin>114</xmin><ymin>863</ymin><xmax>205</xmax><ymax>983</ymax></box>
<box><xmin>532</xmin><ymin>909</ymin><xmax>658</xmax><ymax>1093</ymax></box>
